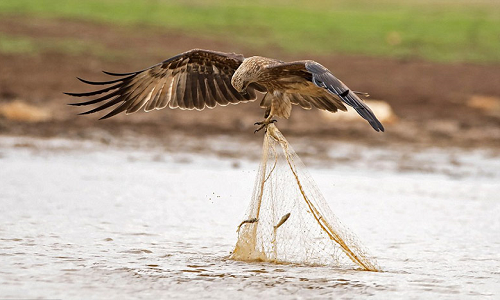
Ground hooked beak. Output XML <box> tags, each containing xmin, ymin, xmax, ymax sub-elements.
<box><xmin>235</xmin><ymin>82</ymin><xmax>249</xmax><ymax>96</ymax></box>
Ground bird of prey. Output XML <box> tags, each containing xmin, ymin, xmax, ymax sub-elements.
<box><xmin>66</xmin><ymin>49</ymin><xmax>384</xmax><ymax>132</ymax></box>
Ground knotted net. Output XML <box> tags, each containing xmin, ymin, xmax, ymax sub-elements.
<box><xmin>231</xmin><ymin>124</ymin><xmax>379</xmax><ymax>271</ymax></box>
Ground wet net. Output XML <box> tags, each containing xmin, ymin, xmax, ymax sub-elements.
<box><xmin>231</xmin><ymin>124</ymin><xmax>379</xmax><ymax>271</ymax></box>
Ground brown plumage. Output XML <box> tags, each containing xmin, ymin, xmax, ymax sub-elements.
<box><xmin>66</xmin><ymin>49</ymin><xmax>384</xmax><ymax>132</ymax></box>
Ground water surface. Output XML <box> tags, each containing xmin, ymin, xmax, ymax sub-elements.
<box><xmin>1</xmin><ymin>137</ymin><xmax>499</xmax><ymax>299</ymax></box>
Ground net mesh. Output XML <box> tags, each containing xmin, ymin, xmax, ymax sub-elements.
<box><xmin>231</xmin><ymin>124</ymin><xmax>379</xmax><ymax>271</ymax></box>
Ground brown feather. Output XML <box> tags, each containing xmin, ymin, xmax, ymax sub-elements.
<box><xmin>68</xmin><ymin>49</ymin><xmax>260</xmax><ymax>118</ymax></box>
<box><xmin>67</xmin><ymin>49</ymin><xmax>383</xmax><ymax>132</ymax></box>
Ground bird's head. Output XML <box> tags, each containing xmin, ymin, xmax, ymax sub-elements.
<box><xmin>231</xmin><ymin>57</ymin><xmax>263</xmax><ymax>94</ymax></box>
<box><xmin>231</xmin><ymin>71</ymin><xmax>247</xmax><ymax>94</ymax></box>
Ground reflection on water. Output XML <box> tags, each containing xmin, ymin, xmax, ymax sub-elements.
<box><xmin>0</xmin><ymin>137</ymin><xmax>499</xmax><ymax>299</ymax></box>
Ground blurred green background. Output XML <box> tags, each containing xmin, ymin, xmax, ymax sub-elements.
<box><xmin>1</xmin><ymin>0</ymin><xmax>499</xmax><ymax>63</ymax></box>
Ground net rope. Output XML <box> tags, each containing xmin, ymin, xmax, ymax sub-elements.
<box><xmin>231</xmin><ymin>124</ymin><xmax>379</xmax><ymax>271</ymax></box>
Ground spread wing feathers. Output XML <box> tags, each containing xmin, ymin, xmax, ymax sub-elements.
<box><xmin>265</xmin><ymin>61</ymin><xmax>384</xmax><ymax>132</ymax></box>
<box><xmin>263</xmin><ymin>62</ymin><xmax>347</xmax><ymax>113</ymax></box>
<box><xmin>65</xmin><ymin>49</ymin><xmax>258</xmax><ymax>119</ymax></box>
<box><xmin>288</xmin><ymin>89</ymin><xmax>369</xmax><ymax>112</ymax></box>
<box><xmin>304</xmin><ymin>61</ymin><xmax>384</xmax><ymax>132</ymax></box>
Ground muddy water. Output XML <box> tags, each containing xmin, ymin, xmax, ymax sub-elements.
<box><xmin>1</xmin><ymin>137</ymin><xmax>499</xmax><ymax>299</ymax></box>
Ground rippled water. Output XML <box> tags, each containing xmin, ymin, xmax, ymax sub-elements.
<box><xmin>1</xmin><ymin>136</ymin><xmax>499</xmax><ymax>299</ymax></box>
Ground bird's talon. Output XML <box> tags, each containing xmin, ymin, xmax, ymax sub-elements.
<box><xmin>254</xmin><ymin>123</ymin><xmax>267</xmax><ymax>133</ymax></box>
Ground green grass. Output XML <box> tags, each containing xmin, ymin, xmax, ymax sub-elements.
<box><xmin>0</xmin><ymin>35</ymin><xmax>37</xmax><ymax>55</ymax></box>
<box><xmin>1</xmin><ymin>0</ymin><xmax>499</xmax><ymax>63</ymax></box>
<box><xmin>0</xmin><ymin>34</ymin><xmax>123</xmax><ymax>59</ymax></box>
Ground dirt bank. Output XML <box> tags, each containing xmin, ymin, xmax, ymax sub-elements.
<box><xmin>1</xmin><ymin>16</ymin><xmax>499</xmax><ymax>149</ymax></box>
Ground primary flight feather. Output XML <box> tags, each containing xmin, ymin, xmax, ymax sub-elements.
<box><xmin>66</xmin><ymin>49</ymin><xmax>384</xmax><ymax>132</ymax></box>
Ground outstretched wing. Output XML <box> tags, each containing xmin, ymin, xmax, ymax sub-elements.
<box><xmin>265</xmin><ymin>61</ymin><xmax>384</xmax><ymax>132</ymax></box>
<box><xmin>304</xmin><ymin>61</ymin><xmax>384</xmax><ymax>132</ymax></box>
<box><xmin>66</xmin><ymin>49</ymin><xmax>261</xmax><ymax>119</ymax></box>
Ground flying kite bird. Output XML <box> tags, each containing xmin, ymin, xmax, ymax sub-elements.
<box><xmin>66</xmin><ymin>49</ymin><xmax>384</xmax><ymax>132</ymax></box>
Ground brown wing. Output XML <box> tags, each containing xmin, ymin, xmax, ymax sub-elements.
<box><xmin>263</xmin><ymin>61</ymin><xmax>345</xmax><ymax>112</ymax></box>
<box><xmin>66</xmin><ymin>49</ymin><xmax>260</xmax><ymax>119</ymax></box>
<box><xmin>266</xmin><ymin>61</ymin><xmax>384</xmax><ymax>132</ymax></box>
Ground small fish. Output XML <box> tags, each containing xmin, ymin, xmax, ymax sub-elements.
<box><xmin>274</xmin><ymin>213</ymin><xmax>291</xmax><ymax>230</ymax></box>
<box><xmin>237</xmin><ymin>218</ymin><xmax>258</xmax><ymax>232</ymax></box>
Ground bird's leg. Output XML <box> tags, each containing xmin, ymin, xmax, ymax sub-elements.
<box><xmin>253</xmin><ymin>109</ymin><xmax>278</xmax><ymax>133</ymax></box>
<box><xmin>254</xmin><ymin>119</ymin><xmax>277</xmax><ymax>133</ymax></box>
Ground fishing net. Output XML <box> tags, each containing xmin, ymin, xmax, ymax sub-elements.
<box><xmin>231</xmin><ymin>124</ymin><xmax>379</xmax><ymax>271</ymax></box>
